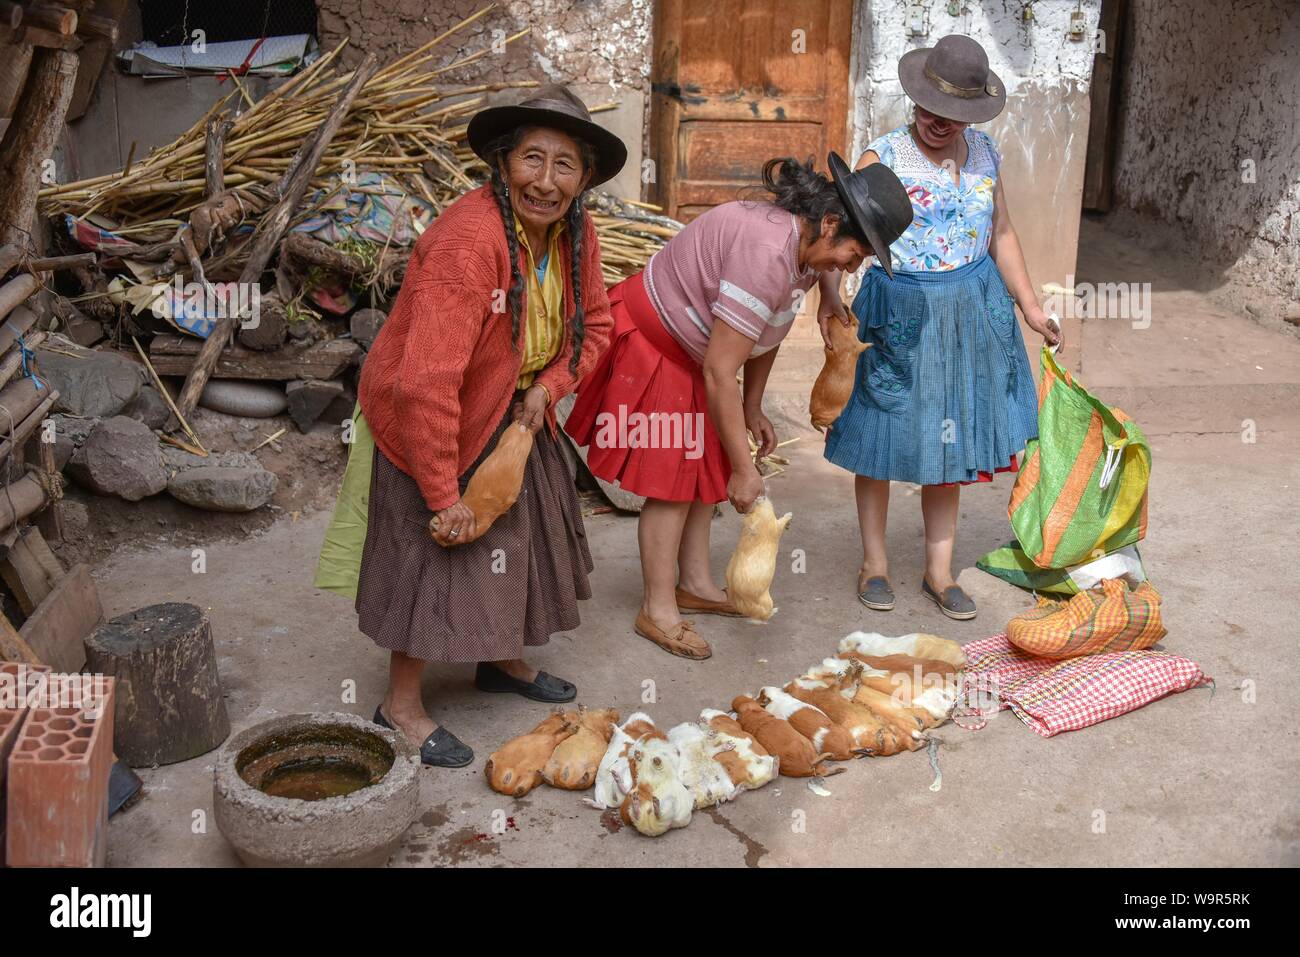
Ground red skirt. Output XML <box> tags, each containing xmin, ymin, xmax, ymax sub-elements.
<box><xmin>565</xmin><ymin>273</ymin><xmax>730</xmax><ymax>503</ymax></box>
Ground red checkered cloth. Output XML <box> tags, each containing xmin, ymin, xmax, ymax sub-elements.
<box><xmin>955</xmin><ymin>633</ymin><xmax>1211</xmax><ymax>737</ymax></box>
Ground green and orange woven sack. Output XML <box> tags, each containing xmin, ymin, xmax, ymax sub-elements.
<box><xmin>1007</xmin><ymin>578</ymin><xmax>1167</xmax><ymax>658</ymax></box>
<box><xmin>1009</xmin><ymin>347</ymin><xmax>1151</xmax><ymax>569</ymax></box>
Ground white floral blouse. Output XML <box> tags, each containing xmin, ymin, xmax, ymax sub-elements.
<box><xmin>865</xmin><ymin>126</ymin><xmax>1002</xmax><ymax>273</ymax></box>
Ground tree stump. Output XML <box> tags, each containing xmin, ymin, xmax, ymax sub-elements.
<box><xmin>83</xmin><ymin>603</ymin><xmax>230</xmax><ymax>767</ymax></box>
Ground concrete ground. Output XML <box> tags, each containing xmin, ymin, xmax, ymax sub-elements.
<box><xmin>99</xmin><ymin>218</ymin><xmax>1300</xmax><ymax>867</ymax></box>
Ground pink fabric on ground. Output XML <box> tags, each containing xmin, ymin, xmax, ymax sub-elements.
<box><xmin>955</xmin><ymin>633</ymin><xmax>1211</xmax><ymax>737</ymax></box>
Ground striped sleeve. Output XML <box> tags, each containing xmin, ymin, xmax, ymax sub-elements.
<box><xmin>712</xmin><ymin>248</ymin><xmax>794</xmax><ymax>342</ymax></box>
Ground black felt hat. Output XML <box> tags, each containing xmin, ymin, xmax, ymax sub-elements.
<box><xmin>467</xmin><ymin>84</ymin><xmax>628</xmax><ymax>187</ymax></box>
<box><xmin>827</xmin><ymin>152</ymin><xmax>913</xmax><ymax>278</ymax></box>
<box><xmin>898</xmin><ymin>34</ymin><xmax>1006</xmax><ymax>124</ymax></box>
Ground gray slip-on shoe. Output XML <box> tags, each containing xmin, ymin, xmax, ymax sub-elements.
<box><xmin>858</xmin><ymin>575</ymin><xmax>896</xmax><ymax>611</ymax></box>
<box><xmin>922</xmin><ymin>578</ymin><xmax>977</xmax><ymax>620</ymax></box>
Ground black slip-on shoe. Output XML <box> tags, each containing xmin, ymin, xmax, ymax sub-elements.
<box><xmin>858</xmin><ymin>575</ymin><xmax>896</xmax><ymax>611</ymax></box>
<box><xmin>922</xmin><ymin>578</ymin><xmax>977</xmax><ymax>620</ymax></box>
<box><xmin>474</xmin><ymin>663</ymin><xmax>577</xmax><ymax>703</ymax></box>
<box><xmin>372</xmin><ymin>706</ymin><xmax>474</xmax><ymax>768</ymax></box>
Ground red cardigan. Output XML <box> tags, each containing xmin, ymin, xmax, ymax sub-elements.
<box><xmin>359</xmin><ymin>184</ymin><xmax>612</xmax><ymax>513</ymax></box>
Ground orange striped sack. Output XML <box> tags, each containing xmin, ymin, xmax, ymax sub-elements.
<box><xmin>1007</xmin><ymin>579</ymin><xmax>1167</xmax><ymax>658</ymax></box>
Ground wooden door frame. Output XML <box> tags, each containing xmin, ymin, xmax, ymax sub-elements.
<box><xmin>647</xmin><ymin>0</ymin><xmax>856</xmax><ymax>217</ymax></box>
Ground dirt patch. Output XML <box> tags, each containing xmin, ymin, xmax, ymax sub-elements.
<box><xmin>51</xmin><ymin>407</ymin><xmax>347</xmax><ymax>568</ymax></box>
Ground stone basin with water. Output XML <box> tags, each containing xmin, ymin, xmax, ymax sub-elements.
<box><xmin>213</xmin><ymin>712</ymin><xmax>420</xmax><ymax>867</ymax></box>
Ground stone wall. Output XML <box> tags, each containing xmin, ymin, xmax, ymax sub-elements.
<box><xmin>1111</xmin><ymin>0</ymin><xmax>1300</xmax><ymax>303</ymax></box>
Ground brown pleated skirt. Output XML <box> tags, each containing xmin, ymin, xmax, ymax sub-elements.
<box><xmin>354</xmin><ymin>406</ymin><xmax>594</xmax><ymax>662</ymax></box>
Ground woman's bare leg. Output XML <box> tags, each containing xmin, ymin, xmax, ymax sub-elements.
<box><xmin>676</xmin><ymin>501</ymin><xmax>726</xmax><ymax>601</ymax></box>
<box><xmin>638</xmin><ymin>498</ymin><xmax>692</xmax><ymax>628</ymax></box>
<box><xmin>856</xmin><ymin>475</ymin><xmax>891</xmax><ymax>585</ymax></box>
<box><xmin>920</xmin><ymin>483</ymin><xmax>961</xmax><ymax>590</ymax></box>
<box><xmin>382</xmin><ymin>651</ymin><xmax>436</xmax><ymax>742</ymax></box>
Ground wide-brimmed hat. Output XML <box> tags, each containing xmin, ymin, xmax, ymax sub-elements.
<box><xmin>898</xmin><ymin>35</ymin><xmax>1006</xmax><ymax>124</ymax></box>
<box><xmin>467</xmin><ymin>84</ymin><xmax>628</xmax><ymax>187</ymax></box>
<box><xmin>827</xmin><ymin>152</ymin><xmax>913</xmax><ymax>278</ymax></box>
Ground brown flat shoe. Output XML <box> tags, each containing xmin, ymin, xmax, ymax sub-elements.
<box><xmin>634</xmin><ymin>610</ymin><xmax>712</xmax><ymax>660</ymax></box>
<box><xmin>675</xmin><ymin>586</ymin><xmax>744</xmax><ymax>618</ymax></box>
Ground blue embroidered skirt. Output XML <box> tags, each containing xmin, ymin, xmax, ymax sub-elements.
<box><xmin>824</xmin><ymin>256</ymin><xmax>1038</xmax><ymax>486</ymax></box>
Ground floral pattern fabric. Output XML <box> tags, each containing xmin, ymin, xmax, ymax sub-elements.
<box><xmin>865</xmin><ymin>126</ymin><xmax>1001</xmax><ymax>273</ymax></box>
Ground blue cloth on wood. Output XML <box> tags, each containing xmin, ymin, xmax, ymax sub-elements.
<box><xmin>824</xmin><ymin>255</ymin><xmax>1038</xmax><ymax>485</ymax></box>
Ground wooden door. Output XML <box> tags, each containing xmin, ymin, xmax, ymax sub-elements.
<box><xmin>650</xmin><ymin>0</ymin><xmax>854</xmax><ymax>222</ymax></box>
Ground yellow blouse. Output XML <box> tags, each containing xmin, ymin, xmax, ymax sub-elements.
<box><xmin>514</xmin><ymin>214</ymin><xmax>565</xmax><ymax>390</ymax></box>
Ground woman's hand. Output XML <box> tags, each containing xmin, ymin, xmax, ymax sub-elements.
<box><xmin>432</xmin><ymin>499</ymin><xmax>477</xmax><ymax>546</ymax></box>
<box><xmin>727</xmin><ymin>466</ymin><xmax>765</xmax><ymax>514</ymax></box>
<box><xmin>817</xmin><ymin>291</ymin><xmax>851</xmax><ymax>350</ymax></box>
<box><xmin>744</xmin><ymin>405</ymin><xmax>776</xmax><ymax>460</ymax></box>
<box><xmin>511</xmin><ymin>383</ymin><xmax>550</xmax><ymax>434</ymax></box>
<box><xmin>1023</xmin><ymin>304</ymin><xmax>1062</xmax><ymax>348</ymax></box>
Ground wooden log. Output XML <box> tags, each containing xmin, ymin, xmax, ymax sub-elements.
<box><xmin>175</xmin><ymin>53</ymin><xmax>379</xmax><ymax>419</ymax></box>
<box><xmin>23</xmin><ymin>5</ymin><xmax>78</xmax><ymax>36</ymax></box>
<box><xmin>0</xmin><ymin>274</ymin><xmax>39</xmax><ymax>320</ymax></box>
<box><xmin>0</xmin><ymin>49</ymin><xmax>79</xmax><ymax>249</ymax></box>
<box><xmin>0</xmin><ymin>2</ymin><xmax>23</xmax><ymax>31</ymax></box>
<box><xmin>235</xmin><ymin>290</ymin><xmax>288</xmax><ymax>351</ymax></box>
<box><xmin>25</xmin><ymin>252</ymin><xmax>96</xmax><ymax>272</ymax></box>
<box><xmin>0</xmin><ymin>244</ymin><xmax>21</xmax><ymax>275</ymax></box>
<box><xmin>19</xmin><ymin>562</ymin><xmax>100</xmax><ymax>674</ymax></box>
<box><xmin>0</xmin><ymin>473</ymin><xmax>52</xmax><ymax>531</ymax></box>
<box><xmin>0</xmin><ymin>376</ymin><xmax>47</xmax><ymax>436</ymax></box>
<box><xmin>0</xmin><ymin>331</ymin><xmax>46</xmax><ymax>389</ymax></box>
<box><xmin>0</xmin><ymin>303</ymin><xmax>37</xmax><ymax>352</ymax></box>
<box><xmin>205</xmin><ymin>115</ymin><xmax>233</xmax><ymax>200</ymax></box>
<box><xmin>84</xmin><ymin>603</ymin><xmax>230</xmax><ymax>767</ymax></box>
<box><xmin>0</xmin><ymin>40</ymin><xmax>33</xmax><ymax>118</ymax></box>
<box><xmin>0</xmin><ymin>390</ymin><xmax>58</xmax><ymax>461</ymax></box>
<box><xmin>75</xmin><ymin>12</ymin><xmax>117</xmax><ymax>43</ymax></box>
<box><xmin>149</xmin><ymin>334</ymin><xmax>360</xmax><ymax>382</ymax></box>
<box><xmin>0</xmin><ymin>24</ymin><xmax>82</xmax><ymax>49</ymax></box>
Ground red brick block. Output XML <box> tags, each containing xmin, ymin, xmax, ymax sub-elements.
<box><xmin>5</xmin><ymin>675</ymin><xmax>114</xmax><ymax>868</ymax></box>
<box><xmin>0</xmin><ymin>662</ymin><xmax>51</xmax><ymax>859</ymax></box>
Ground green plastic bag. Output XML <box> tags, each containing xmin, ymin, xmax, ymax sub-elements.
<box><xmin>1009</xmin><ymin>348</ymin><xmax>1152</xmax><ymax>569</ymax></box>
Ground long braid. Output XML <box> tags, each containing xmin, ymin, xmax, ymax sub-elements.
<box><xmin>566</xmin><ymin>193</ymin><xmax>587</xmax><ymax>375</ymax></box>
<box><xmin>488</xmin><ymin>163</ymin><xmax>525</xmax><ymax>350</ymax></box>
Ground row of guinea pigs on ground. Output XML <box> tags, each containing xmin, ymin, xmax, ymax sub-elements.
<box><xmin>484</xmin><ymin>631</ymin><xmax>966</xmax><ymax>836</ymax></box>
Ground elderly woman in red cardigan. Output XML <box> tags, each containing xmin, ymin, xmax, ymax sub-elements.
<box><xmin>354</xmin><ymin>87</ymin><xmax>625</xmax><ymax>767</ymax></box>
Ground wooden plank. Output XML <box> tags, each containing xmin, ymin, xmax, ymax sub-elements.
<box><xmin>0</xmin><ymin>526</ymin><xmax>62</xmax><ymax>616</ymax></box>
<box><xmin>148</xmin><ymin>334</ymin><xmax>361</xmax><ymax>382</ymax></box>
<box><xmin>18</xmin><ymin>563</ymin><xmax>101</xmax><ymax>674</ymax></box>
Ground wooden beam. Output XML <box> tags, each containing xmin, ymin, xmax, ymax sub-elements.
<box><xmin>25</xmin><ymin>252</ymin><xmax>97</xmax><ymax>272</ymax></box>
<box><xmin>0</xmin><ymin>304</ymin><xmax>37</xmax><ymax>353</ymax></box>
<box><xmin>0</xmin><ymin>526</ymin><xmax>63</xmax><ymax>616</ymax></box>
<box><xmin>0</xmin><ymin>49</ymin><xmax>79</xmax><ymax>249</ymax></box>
<box><xmin>0</xmin><ymin>389</ymin><xmax>58</xmax><ymax>462</ymax></box>
<box><xmin>0</xmin><ymin>610</ymin><xmax>40</xmax><ymax>664</ymax></box>
<box><xmin>174</xmin><ymin>53</ymin><xmax>380</xmax><ymax>418</ymax></box>
<box><xmin>22</xmin><ymin>5</ymin><xmax>78</xmax><ymax>36</ymax></box>
<box><xmin>0</xmin><ymin>331</ymin><xmax>46</xmax><ymax>389</ymax></box>
<box><xmin>0</xmin><ymin>472</ymin><xmax>54</xmax><ymax>531</ymax></box>
<box><xmin>148</xmin><ymin>334</ymin><xmax>361</xmax><ymax>382</ymax></box>
<box><xmin>0</xmin><ymin>274</ymin><xmax>39</xmax><ymax>320</ymax></box>
<box><xmin>0</xmin><ymin>24</ymin><xmax>83</xmax><ymax>49</ymax></box>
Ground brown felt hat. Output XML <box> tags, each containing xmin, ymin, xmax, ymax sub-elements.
<box><xmin>898</xmin><ymin>35</ymin><xmax>1006</xmax><ymax>124</ymax></box>
<box><xmin>467</xmin><ymin>84</ymin><xmax>628</xmax><ymax>187</ymax></box>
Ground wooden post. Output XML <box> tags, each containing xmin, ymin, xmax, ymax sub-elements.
<box><xmin>84</xmin><ymin>603</ymin><xmax>231</xmax><ymax>767</ymax></box>
<box><xmin>0</xmin><ymin>49</ymin><xmax>78</xmax><ymax>249</ymax></box>
<box><xmin>173</xmin><ymin>54</ymin><xmax>379</xmax><ymax>419</ymax></box>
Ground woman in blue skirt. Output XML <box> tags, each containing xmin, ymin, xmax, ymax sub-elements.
<box><xmin>819</xmin><ymin>35</ymin><xmax>1060</xmax><ymax>620</ymax></box>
